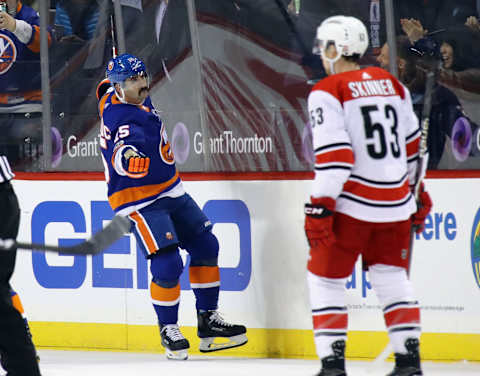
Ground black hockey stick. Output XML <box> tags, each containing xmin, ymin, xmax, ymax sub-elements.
<box><xmin>110</xmin><ymin>13</ymin><xmax>118</xmax><ymax>58</ymax></box>
<box><xmin>272</xmin><ymin>0</ymin><xmax>325</xmax><ymax>85</ymax></box>
<box><xmin>1</xmin><ymin>215</ymin><xmax>131</xmax><ymax>255</ymax></box>
<box><xmin>407</xmin><ymin>69</ymin><xmax>435</xmax><ymax>276</ymax></box>
<box><xmin>369</xmin><ymin>70</ymin><xmax>436</xmax><ymax>371</ymax></box>
<box><xmin>272</xmin><ymin>0</ymin><xmax>309</xmax><ymax>55</ymax></box>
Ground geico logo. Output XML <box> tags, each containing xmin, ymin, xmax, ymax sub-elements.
<box><xmin>30</xmin><ymin>200</ymin><xmax>252</xmax><ymax>291</ymax></box>
<box><xmin>415</xmin><ymin>211</ymin><xmax>457</xmax><ymax>241</ymax></box>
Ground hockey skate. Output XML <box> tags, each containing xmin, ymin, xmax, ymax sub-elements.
<box><xmin>159</xmin><ymin>324</ymin><xmax>190</xmax><ymax>360</ymax></box>
<box><xmin>316</xmin><ymin>340</ymin><xmax>347</xmax><ymax>376</ymax></box>
<box><xmin>197</xmin><ymin>311</ymin><xmax>247</xmax><ymax>352</ymax></box>
<box><xmin>386</xmin><ymin>338</ymin><xmax>423</xmax><ymax>376</ymax></box>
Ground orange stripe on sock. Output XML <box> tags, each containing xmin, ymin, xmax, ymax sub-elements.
<box><xmin>151</xmin><ymin>282</ymin><xmax>180</xmax><ymax>302</ymax></box>
<box><xmin>11</xmin><ymin>293</ymin><xmax>25</xmax><ymax>314</ymax></box>
<box><xmin>129</xmin><ymin>211</ymin><xmax>158</xmax><ymax>254</ymax></box>
<box><xmin>189</xmin><ymin>266</ymin><xmax>220</xmax><ymax>284</ymax></box>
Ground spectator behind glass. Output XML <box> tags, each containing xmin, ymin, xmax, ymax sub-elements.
<box><xmin>402</xmin><ymin>18</ymin><xmax>480</xmax><ymax>93</ymax></box>
<box><xmin>395</xmin><ymin>0</ymin><xmax>477</xmax><ymax>35</ymax></box>
<box><xmin>54</xmin><ymin>0</ymin><xmax>99</xmax><ymax>42</ymax></box>
<box><xmin>377</xmin><ymin>35</ymin><xmax>469</xmax><ymax>169</ymax></box>
<box><xmin>0</xmin><ymin>0</ymin><xmax>53</xmax><ymax>170</ymax></box>
<box><xmin>439</xmin><ymin>27</ymin><xmax>480</xmax><ymax>71</ymax></box>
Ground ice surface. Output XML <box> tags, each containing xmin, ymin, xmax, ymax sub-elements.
<box><xmin>3</xmin><ymin>349</ymin><xmax>478</xmax><ymax>376</ymax></box>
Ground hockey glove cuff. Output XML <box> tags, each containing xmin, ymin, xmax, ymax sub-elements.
<box><xmin>411</xmin><ymin>183</ymin><xmax>432</xmax><ymax>234</ymax></box>
<box><xmin>304</xmin><ymin>196</ymin><xmax>336</xmax><ymax>248</ymax></box>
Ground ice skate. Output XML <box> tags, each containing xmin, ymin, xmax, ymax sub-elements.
<box><xmin>386</xmin><ymin>338</ymin><xmax>423</xmax><ymax>376</ymax></box>
<box><xmin>197</xmin><ymin>311</ymin><xmax>247</xmax><ymax>352</ymax></box>
<box><xmin>159</xmin><ymin>324</ymin><xmax>190</xmax><ymax>360</ymax></box>
<box><xmin>316</xmin><ymin>340</ymin><xmax>347</xmax><ymax>376</ymax></box>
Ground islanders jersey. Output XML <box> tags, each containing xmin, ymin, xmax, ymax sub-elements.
<box><xmin>0</xmin><ymin>1</ymin><xmax>52</xmax><ymax>113</ymax></box>
<box><xmin>98</xmin><ymin>89</ymin><xmax>183</xmax><ymax>215</ymax></box>
<box><xmin>308</xmin><ymin>66</ymin><xmax>421</xmax><ymax>222</ymax></box>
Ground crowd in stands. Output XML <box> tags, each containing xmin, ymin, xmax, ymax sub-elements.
<box><xmin>3</xmin><ymin>0</ymin><xmax>480</xmax><ymax>171</ymax></box>
<box><xmin>292</xmin><ymin>0</ymin><xmax>480</xmax><ymax>168</ymax></box>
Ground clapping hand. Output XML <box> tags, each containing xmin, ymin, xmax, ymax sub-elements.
<box><xmin>0</xmin><ymin>9</ymin><xmax>15</xmax><ymax>32</ymax></box>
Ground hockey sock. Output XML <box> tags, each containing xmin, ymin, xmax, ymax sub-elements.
<box><xmin>183</xmin><ymin>231</ymin><xmax>220</xmax><ymax>312</ymax></box>
<box><xmin>189</xmin><ymin>265</ymin><xmax>220</xmax><ymax>311</ymax></box>
<box><xmin>307</xmin><ymin>272</ymin><xmax>349</xmax><ymax>359</ymax></box>
<box><xmin>369</xmin><ymin>264</ymin><xmax>421</xmax><ymax>354</ymax></box>
<box><xmin>150</xmin><ymin>280</ymin><xmax>180</xmax><ymax>325</ymax></box>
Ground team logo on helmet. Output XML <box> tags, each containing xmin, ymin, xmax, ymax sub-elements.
<box><xmin>0</xmin><ymin>35</ymin><xmax>17</xmax><ymax>75</ymax></box>
<box><xmin>106</xmin><ymin>53</ymin><xmax>147</xmax><ymax>84</ymax></box>
<box><xmin>470</xmin><ymin>208</ymin><xmax>480</xmax><ymax>289</ymax></box>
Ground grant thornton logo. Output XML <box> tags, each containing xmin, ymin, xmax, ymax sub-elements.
<box><xmin>471</xmin><ymin>208</ymin><xmax>480</xmax><ymax>289</ymax></box>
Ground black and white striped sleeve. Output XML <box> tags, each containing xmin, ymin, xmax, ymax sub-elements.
<box><xmin>0</xmin><ymin>156</ymin><xmax>15</xmax><ymax>183</ymax></box>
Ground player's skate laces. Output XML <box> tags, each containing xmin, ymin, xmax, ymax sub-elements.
<box><xmin>159</xmin><ymin>324</ymin><xmax>190</xmax><ymax>360</ymax></box>
<box><xmin>197</xmin><ymin>311</ymin><xmax>248</xmax><ymax>352</ymax></box>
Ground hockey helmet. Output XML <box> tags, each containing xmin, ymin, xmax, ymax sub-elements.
<box><xmin>106</xmin><ymin>53</ymin><xmax>148</xmax><ymax>85</ymax></box>
<box><xmin>313</xmin><ymin>16</ymin><xmax>369</xmax><ymax>59</ymax></box>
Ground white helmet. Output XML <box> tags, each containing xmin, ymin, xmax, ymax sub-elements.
<box><xmin>313</xmin><ymin>16</ymin><xmax>369</xmax><ymax>72</ymax></box>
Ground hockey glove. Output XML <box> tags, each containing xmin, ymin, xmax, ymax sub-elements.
<box><xmin>411</xmin><ymin>183</ymin><xmax>432</xmax><ymax>234</ymax></box>
<box><xmin>122</xmin><ymin>147</ymin><xmax>150</xmax><ymax>177</ymax></box>
<box><xmin>304</xmin><ymin>197</ymin><xmax>336</xmax><ymax>248</ymax></box>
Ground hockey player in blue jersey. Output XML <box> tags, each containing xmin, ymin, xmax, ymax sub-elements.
<box><xmin>97</xmin><ymin>53</ymin><xmax>247</xmax><ymax>360</ymax></box>
<box><xmin>0</xmin><ymin>0</ymin><xmax>53</xmax><ymax>168</ymax></box>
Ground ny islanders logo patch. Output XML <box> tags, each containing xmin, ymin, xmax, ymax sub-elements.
<box><xmin>471</xmin><ymin>208</ymin><xmax>480</xmax><ymax>289</ymax></box>
<box><xmin>159</xmin><ymin>124</ymin><xmax>175</xmax><ymax>165</ymax></box>
<box><xmin>0</xmin><ymin>34</ymin><xmax>17</xmax><ymax>74</ymax></box>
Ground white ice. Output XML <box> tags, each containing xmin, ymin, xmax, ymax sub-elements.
<box><xmin>4</xmin><ymin>349</ymin><xmax>479</xmax><ymax>376</ymax></box>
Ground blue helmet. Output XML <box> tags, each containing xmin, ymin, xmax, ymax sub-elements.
<box><xmin>106</xmin><ymin>53</ymin><xmax>147</xmax><ymax>85</ymax></box>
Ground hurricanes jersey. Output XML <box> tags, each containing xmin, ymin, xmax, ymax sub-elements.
<box><xmin>98</xmin><ymin>89</ymin><xmax>183</xmax><ymax>215</ymax></box>
<box><xmin>308</xmin><ymin>66</ymin><xmax>421</xmax><ymax>222</ymax></box>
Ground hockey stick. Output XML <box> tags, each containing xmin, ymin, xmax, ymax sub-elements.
<box><xmin>0</xmin><ymin>215</ymin><xmax>131</xmax><ymax>255</ymax></box>
<box><xmin>272</xmin><ymin>0</ymin><xmax>309</xmax><ymax>56</ymax></box>
<box><xmin>408</xmin><ymin>69</ymin><xmax>435</xmax><ymax>275</ymax></box>
<box><xmin>272</xmin><ymin>0</ymin><xmax>325</xmax><ymax>85</ymax></box>
<box><xmin>369</xmin><ymin>70</ymin><xmax>436</xmax><ymax>371</ymax></box>
<box><xmin>110</xmin><ymin>13</ymin><xmax>118</xmax><ymax>58</ymax></box>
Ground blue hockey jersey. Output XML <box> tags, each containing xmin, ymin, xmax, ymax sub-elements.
<box><xmin>0</xmin><ymin>1</ymin><xmax>52</xmax><ymax>112</ymax></box>
<box><xmin>98</xmin><ymin>89</ymin><xmax>183</xmax><ymax>215</ymax></box>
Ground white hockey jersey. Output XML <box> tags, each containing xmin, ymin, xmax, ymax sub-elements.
<box><xmin>308</xmin><ymin>66</ymin><xmax>421</xmax><ymax>223</ymax></box>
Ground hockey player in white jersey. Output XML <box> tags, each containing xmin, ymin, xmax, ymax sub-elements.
<box><xmin>304</xmin><ymin>16</ymin><xmax>432</xmax><ymax>376</ymax></box>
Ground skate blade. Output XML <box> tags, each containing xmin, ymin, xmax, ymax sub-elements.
<box><xmin>165</xmin><ymin>348</ymin><xmax>188</xmax><ymax>360</ymax></box>
<box><xmin>199</xmin><ymin>334</ymin><xmax>248</xmax><ymax>352</ymax></box>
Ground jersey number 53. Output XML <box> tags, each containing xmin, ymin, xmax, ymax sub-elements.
<box><xmin>361</xmin><ymin>104</ymin><xmax>401</xmax><ymax>160</ymax></box>
<box><xmin>310</xmin><ymin>107</ymin><xmax>324</xmax><ymax>127</ymax></box>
